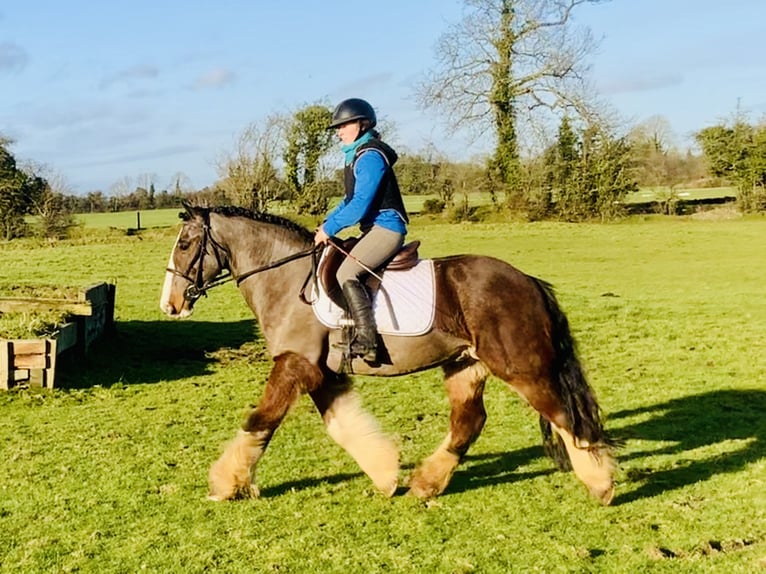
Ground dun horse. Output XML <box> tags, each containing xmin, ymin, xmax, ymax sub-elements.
<box><xmin>160</xmin><ymin>203</ymin><xmax>616</xmax><ymax>504</ymax></box>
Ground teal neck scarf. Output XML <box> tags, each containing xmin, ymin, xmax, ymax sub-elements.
<box><xmin>341</xmin><ymin>131</ymin><xmax>374</xmax><ymax>165</ymax></box>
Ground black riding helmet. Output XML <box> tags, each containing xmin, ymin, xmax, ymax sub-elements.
<box><xmin>328</xmin><ymin>98</ymin><xmax>377</xmax><ymax>130</ymax></box>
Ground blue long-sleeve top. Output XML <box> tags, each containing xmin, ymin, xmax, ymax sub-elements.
<box><xmin>322</xmin><ymin>135</ymin><xmax>407</xmax><ymax>237</ymax></box>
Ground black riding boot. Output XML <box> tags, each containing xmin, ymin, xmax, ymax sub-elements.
<box><xmin>341</xmin><ymin>279</ymin><xmax>378</xmax><ymax>362</ymax></box>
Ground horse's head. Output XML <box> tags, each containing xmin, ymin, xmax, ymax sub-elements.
<box><xmin>160</xmin><ymin>201</ymin><xmax>228</xmax><ymax>318</ymax></box>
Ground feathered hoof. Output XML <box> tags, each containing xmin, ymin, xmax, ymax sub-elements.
<box><xmin>207</xmin><ymin>482</ymin><xmax>260</xmax><ymax>502</ymax></box>
<box><xmin>589</xmin><ymin>482</ymin><xmax>615</xmax><ymax>506</ymax></box>
<box><xmin>375</xmin><ymin>477</ymin><xmax>398</xmax><ymax>498</ymax></box>
<box><xmin>207</xmin><ymin>455</ymin><xmax>260</xmax><ymax>501</ymax></box>
<box><xmin>407</xmin><ymin>485</ymin><xmax>439</xmax><ymax>499</ymax></box>
<box><xmin>407</xmin><ymin>474</ymin><xmax>448</xmax><ymax>499</ymax></box>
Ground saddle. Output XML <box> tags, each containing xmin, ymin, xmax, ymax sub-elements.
<box><xmin>319</xmin><ymin>237</ymin><xmax>421</xmax><ymax>308</ymax></box>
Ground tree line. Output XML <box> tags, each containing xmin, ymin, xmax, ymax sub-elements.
<box><xmin>1</xmin><ymin>107</ymin><xmax>762</xmax><ymax>241</ymax></box>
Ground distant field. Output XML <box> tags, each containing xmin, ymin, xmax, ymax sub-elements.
<box><xmin>625</xmin><ymin>186</ymin><xmax>736</xmax><ymax>204</ymax></box>
<box><xmin>74</xmin><ymin>187</ymin><xmax>738</xmax><ymax>229</ymax></box>
<box><xmin>75</xmin><ymin>208</ymin><xmax>182</xmax><ymax>229</ymax></box>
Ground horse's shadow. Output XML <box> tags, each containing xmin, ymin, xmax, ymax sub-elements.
<box><xmin>58</xmin><ymin>318</ymin><xmax>259</xmax><ymax>388</ymax></box>
<box><xmin>447</xmin><ymin>446</ymin><xmax>554</xmax><ymax>495</ymax></box>
<box><xmin>607</xmin><ymin>389</ymin><xmax>766</xmax><ymax>504</ymax></box>
<box><xmin>257</xmin><ymin>447</ymin><xmax>552</xmax><ymax>499</ymax></box>
<box><xmin>260</xmin><ymin>472</ymin><xmax>364</xmax><ymax>498</ymax></box>
<box><xmin>445</xmin><ymin>390</ymin><xmax>766</xmax><ymax>501</ymax></box>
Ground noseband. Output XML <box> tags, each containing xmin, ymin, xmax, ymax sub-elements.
<box><xmin>166</xmin><ymin>213</ymin><xmax>321</xmax><ymax>304</ymax></box>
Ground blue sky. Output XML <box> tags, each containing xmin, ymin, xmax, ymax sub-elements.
<box><xmin>2</xmin><ymin>0</ymin><xmax>765</xmax><ymax>194</ymax></box>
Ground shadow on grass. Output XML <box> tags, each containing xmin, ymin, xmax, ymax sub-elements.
<box><xmin>259</xmin><ymin>447</ymin><xmax>553</xmax><ymax>498</ymax></box>
<box><xmin>259</xmin><ymin>472</ymin><xmax>364</xmax><ymax>498</ymax></box>
<box><xmin>447</xmin><ymin>446</ymin><xmax>554</xmax><ymax>495</ymax></box>
<box><xmin>57</xmin><ymin>318</ymin><xmax>259</xmax><ymax>389</ymax></box>
<box><xmin>609</xmin><ymin>389</ymin><xmax>766</xmax><ymax>505</ymax></box>
<box><xmin>385</xmin><ymin>389</ymin><xmax>765</xmax><ymax>501</ymax></box>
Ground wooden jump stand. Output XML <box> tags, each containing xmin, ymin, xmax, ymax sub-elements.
<box><xmin>0</xmin><ymin>282</ymin><xmax>115</xmax><ymax>390</ymax></box>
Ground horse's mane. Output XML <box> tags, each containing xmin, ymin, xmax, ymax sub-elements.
<box><xmin>182</xmin><ymin>204</ymin><xmax>314</xmax><ymax>242</ymax></box>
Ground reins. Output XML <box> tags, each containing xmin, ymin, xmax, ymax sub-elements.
<box><xmin>233</xmin><ymin>245</ymin><xmax>322</xmax><ymax>286</ymax></box>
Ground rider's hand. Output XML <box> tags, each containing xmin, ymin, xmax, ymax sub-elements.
<box><xmin>314</xmin><ymin>226</ymin><xmax>330</xmax><ymax>246</ymax></box>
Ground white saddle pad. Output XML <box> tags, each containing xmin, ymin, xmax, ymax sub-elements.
<box><xmin>311</xmin><ymin>259</ymin><xmax>435</xmax><ymax>336</ymax></box>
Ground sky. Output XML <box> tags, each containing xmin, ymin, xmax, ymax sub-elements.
<box><xmin>2</xmin><ymin>0</ymin><xmax>765</xmax><ymax>194</ymax></box>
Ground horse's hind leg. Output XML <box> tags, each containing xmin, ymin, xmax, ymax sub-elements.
<box><xmin>310</xmin><ymin>375</ymin><xmax>399</xmax><ymax>497</ymax></box>
<box><xmin>207</xmin><ymin>352</ymin><xmax>322</xmax><ymax>501</ymax></box>
<box><xmin>409</xmin><ymin>359</ymin><xmax>490</xmax><ymax>498</ymax></box>
<box><xmin>506</xmin><ymin>375</ymin><xmax>615</xmax><ymax>505</ymax></box>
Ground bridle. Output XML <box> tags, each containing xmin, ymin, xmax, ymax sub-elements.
<box><xmin>166</xmin><ymin>212</ymin><xmax>321</xmax><ymax>304</ymax></box>
<box><xmin>165</xmin><ymin>211</ymin><xmax>231</xmax><ymax>303</ymax></box>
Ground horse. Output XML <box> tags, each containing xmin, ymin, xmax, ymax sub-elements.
<box><xmin>160</xmin><ymin>203</ymin><xmax>616</xmax><ymax>504</ymax></box>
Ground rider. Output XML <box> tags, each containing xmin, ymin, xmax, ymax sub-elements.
<box><xmin>314</xmin><ymin>98</ymin><xmax>409</xmax><ymax>362</ymax></box>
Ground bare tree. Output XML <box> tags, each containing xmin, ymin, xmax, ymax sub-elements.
<box><xmin>416</xmin><ymin>0</ymin><xmax>607</xmax><ymax>195</ymax></box>
<box><xmin>216</xmin><ymin>114</ymin><xmax>285</xmax><ymax>211</ymax></box>
<box><xmin>107</xmin><ymin>176</ymin><xmax>133</xmax><ymax>211</ymax></box>
<box><xmin>628</xmin><ymin>116</ymin><xmax>676</xmax><ymax>189</ymax></box>
<box><xmin>167</xmin><ymin>172</ymin><xmax>194</xmax><ymax>196</ymax></box>
<box><xmin>136</xmin><ymin>172</ymin><xmax>157</xmax><ymax>192</ymax></box>
<box><xmin>629</xmin><ymin>115</ymin><xmax>676</xmax><ymax>154</ymax></box>
<box><xmin>109</xmin><ymin>176</ymin><xmax>133</xmax><ymax>198</ymax></box>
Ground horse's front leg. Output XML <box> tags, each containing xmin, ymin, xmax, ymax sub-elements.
<box><xmin>207</xmin><ymin>352</ymin><xmax>323</xmax><ymax>501</ymax></box>
<box><xmin>310</xmin><ymin>375</ymin><xmax>399</xmax><ymax>497</ymax></box>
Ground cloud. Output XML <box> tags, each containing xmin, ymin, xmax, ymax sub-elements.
<box><xmin>332</xmin><ymin>73</ymin><xmax>394</xmax><ymax>98</ymax></box>
<box><xmin>99</xmin><ymin>64</ymin><xmax>159</xmax><ymax>90</ymax></box>
<box><xmin>600</xmin><ymin>72</ymin><xmax>684</xmax><ymax>95</ymax></box>
<box><xmin>68</xmin><ymin>144</ymin><xmax>199</xmax><ymax>169</ymax></box>
<box><xmin>193</xmin><ymin>67</ymin><xmax>236</xmax><ymax>89</ymax></box>
<box><xmin>0</xmin><ymin>42</ymin><xmax>28</xmax><ymax>73</ymax></box>
<box><xmin>26</xmin><ymin>103</ymin><xmax>115</xmax><ymax>131</ymax></box>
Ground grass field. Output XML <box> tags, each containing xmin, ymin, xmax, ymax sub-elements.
<box><xmin>1</xmin><ymin>213</ymin><xmax>765</xmax><ymax>573</ymax></box>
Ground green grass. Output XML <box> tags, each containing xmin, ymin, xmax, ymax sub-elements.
<box><xmin>0</xmin><ymin>217</ymin><xmax>764</xmax><ymax>572</ymax></box>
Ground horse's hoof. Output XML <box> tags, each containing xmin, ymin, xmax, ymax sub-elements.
<box><xmin>378</xmin><ymin>478</ymin><xmax>398</xmax><ymax>498</ymax></box>
<box><xmin>407</xmin><ymin>486</ymin><xmax>438</xmax><ymax>499</ymax></box>
<box><xmin>407</xmin><ymin>478</ymin><xmax>441</xmax><ymax>499</ymax></box>
<box><xmin>591</xmin><ymin>482</ymin><xmax>615</xmax><ymax>506</ymax></box>
<box><xmin>207</xmin><ymin>483</ymin><xmax>259</xmax><ymax>502</ymax></box>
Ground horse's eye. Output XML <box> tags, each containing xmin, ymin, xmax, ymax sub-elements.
<box><xmin>178</xmin><ymin>240</ymin><xmax>191</xmax><ymax>251</ymax></box>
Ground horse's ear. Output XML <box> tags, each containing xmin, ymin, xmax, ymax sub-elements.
<box><xmin>179</xmin><ymin>199</ymin><xmax>195</xmax><ymax>221</ymax></box>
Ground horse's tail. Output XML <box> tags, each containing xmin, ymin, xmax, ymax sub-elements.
<box><xmin>531</xmin><ymin>277</ymin><xmax>613</xmax><ymax>467</ymax></box>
